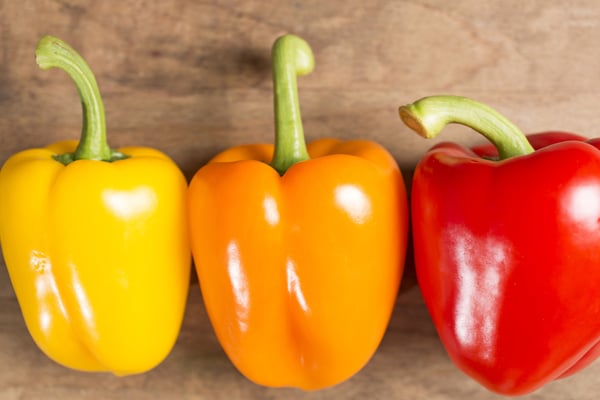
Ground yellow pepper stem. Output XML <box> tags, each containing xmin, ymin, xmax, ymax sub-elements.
<box><xmin>269</xmin><ymin>34</ymin><xmax>315</xmax><ymax>175</ymax></box>
<box><xmin>35</xmin><ymin>35</ymin><xmax>128</xmax><ymax>164</ymax></box>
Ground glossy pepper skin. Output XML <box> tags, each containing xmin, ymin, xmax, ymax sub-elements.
<box><xmin>188</xmin><ymin>35</ymin><xmax>408</xmax><ymax>390</ymax></box>
<box><xmin>0</xmin><ymin>36</ymin><xmax>190</xmax><ymax>375</ymax></box>
<box><xmin>399</xmin><ymin>95</ymin><xmax>600</xmax><ymax>395</ymax></box>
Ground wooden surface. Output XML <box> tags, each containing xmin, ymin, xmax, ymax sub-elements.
<box><xmin>3</xmin><ymin>0</ymin><xmax>600</xmax><ymax>398</ymax></box>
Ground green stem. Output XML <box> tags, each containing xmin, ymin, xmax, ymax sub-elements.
<box><xmin>399</xmin><ymin>95</ymin><xmax>534</xmax><ymax>159</ymax></box>
<box><xmin>270</xmin><ymin>34</ymin><xmax>315</xmax><ymax>175</ymax></box>
<box><xmin>35</xmin><ymin>35</ymin><xmax>127</xmax><ymax>164</ymax></box>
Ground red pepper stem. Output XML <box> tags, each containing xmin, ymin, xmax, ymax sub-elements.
<box><xmin>35</xmin><ymin>35</ymin><xmax>127</xmax><ymax>164</ymax></box>
<box><xmin>270</xmin><ymin>34</ymin><xmax>315</xmax><ymax>175</ymax></box>
<box><xmin>399</xmin><ymin>95</ymin><xmax>534</xmax><ymax>159</ymax></box>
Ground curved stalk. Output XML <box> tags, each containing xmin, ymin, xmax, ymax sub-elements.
<box><xmin>36</xmin><ymin>35</ymin><xmax>127</xmax><ymax>164</ymax></box>
<box><xmin>399</xmin><ymin>95</ymin><xmax>534</xmax><ymax>159</ymax></box>
<box><xmin>269</xmin><ymin>34</ymin><xmax>315</xmax><ymax>175</ymax></box>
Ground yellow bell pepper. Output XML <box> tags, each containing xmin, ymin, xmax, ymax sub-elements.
<box><xmin>0</xmin><ymin>36</ymin><xmax>190</xmax><ymax>375</ymax></box>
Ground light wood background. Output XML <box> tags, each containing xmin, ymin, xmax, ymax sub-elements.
<box><xmin>3</xmin><ymin>1</ymin><xmax>600</xmax><ymax>399</ymax></box>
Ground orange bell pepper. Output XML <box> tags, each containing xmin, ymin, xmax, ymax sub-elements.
<box><xmin>187</xmin><ymin>34</ymin><xmax>408</xmax><ymax>389</ymax></box>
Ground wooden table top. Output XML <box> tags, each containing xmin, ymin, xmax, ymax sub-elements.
<box><xmin>4</xmin><ymin>1</ymin><xmax>600</xmax><ymax>398</ymax></box>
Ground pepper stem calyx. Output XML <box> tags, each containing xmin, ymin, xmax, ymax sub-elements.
<box><xmin>36</xmin><ymin>35</ymin><xmax>128</xmax><ymax>164</ymax></box>
<box><xmin>399</xmin><ymin>95</ymin><xmax>534</xmax><ymax>160</ymax></box>
<box><xmin>269</xmin><ymin>34</ymin><xmax>315</xmax><ymax>175</ymax></box>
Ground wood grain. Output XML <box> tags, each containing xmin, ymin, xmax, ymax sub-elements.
<box><xmin>3</xmin><ymin>0</ymin><xmax>600</xmax><ymax>398</ymax></box>
<box><xmin>4</xmin><ymin>0</ymin><xmax>600</xmax><ymax>174</ymax></box>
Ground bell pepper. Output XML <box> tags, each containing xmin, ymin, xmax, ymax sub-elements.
<box><xmin>187</xmin><ymin>34</ymin><xmax>408</xmax><ymax>390</ymax></box>
<box><xmin>399</xmin><ymin>95</ymin><xmax>600</xmax><ymax>395</ymax></box>
<box><xmin>0</xmin><ymin>36</ymin><xmax>190</xmax><ymax>375</ymax></box>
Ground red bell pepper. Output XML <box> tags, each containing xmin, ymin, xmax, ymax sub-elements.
<box><xmin>399</xmin><ymin>95</ymin><xmax>600</xmax><ymax>395</ymax></box>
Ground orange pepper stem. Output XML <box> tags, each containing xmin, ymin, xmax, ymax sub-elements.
<box><xmin>35</xmin><ymin>35</ymin><xmax>128</xmax><ymax>164</ymax></box>
<box><xmin>399</xmin><ymin>95</ymin><xmax>534</xmax><ymax>160</ymax></box>
<box><xmin>270</xmin><ymin>34</ymin><xmax>315</xmax><ymax>175</ymax></box>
